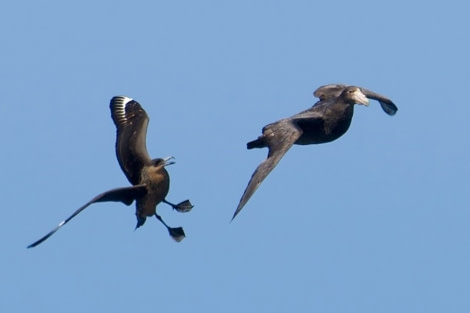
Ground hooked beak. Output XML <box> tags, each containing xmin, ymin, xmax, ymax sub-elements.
<box><xmin>353</xmin><ymin>89</ymin><xmax>369</xmax><ymax>106</ymax></box>
<box><xmin>163</xmin><ymin>156</ymin><xmax>176</xmax><ymax>166</ymax></box>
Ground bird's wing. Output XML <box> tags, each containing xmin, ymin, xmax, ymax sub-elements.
<box><xmin>359</xmin><ymin>88</ymin><xmax>398</xmax><ymax>115</ymax></box>
<box><xmin>288</xmin><ymin>104</ymin><xmax>329</xmax><ymax>120</ymax></box>
<box><xmin>110</xmin><ymin>96</ymin><xmax>152</xmax><ymax>185</ymax></box>
<box><xmin>27</xmin><ymin>185</ymin><xmax>148</xmax><ymax>248</ymax></box>
<box><xmin>313</xmin><ymin>85</ymin><xmax>398</xmax><ymax>115</ymax></box>
<box><xmin>233</xmin><ymin>121</ymin><xmax>303</xmax><ymax>220</ymax></box>
<box><xmin>313</xmin><ymin>84</ymin><xmax>346</xmax><ymax>101</ymax></box>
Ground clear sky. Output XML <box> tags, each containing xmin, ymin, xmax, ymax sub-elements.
<box><xmin>2</xmin><ymin>1</ymin><xmax>470</xmax><ymax>312</ymax></box>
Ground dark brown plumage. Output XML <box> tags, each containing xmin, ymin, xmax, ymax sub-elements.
<box><xmin>232</xmin><ymin>85</ymin><xmax>397</xmax><ymax>220</ymax></box>
<box><xmin>313</xmin><ymin>84</ymin><xmax>398</xmax><ymax>115</ymax></box>
<box><xmin>27</xmin><ymin>96</ymin><xmax>193</xmax><ymax>248</ymax></box>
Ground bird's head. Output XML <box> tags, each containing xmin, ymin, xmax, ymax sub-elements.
<box><xmin>342</xmin><ymin>86</ymin><xmax>369</xmax><ymax>106</ymax></box>
<box><xmin>152</xmin><ymin>156</ymin><xmax>176</xmax><ymax>168</ymax></box>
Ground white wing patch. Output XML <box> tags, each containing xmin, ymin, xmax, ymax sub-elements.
<box><xmin>112</xmin><ymin>96</ymin><xmax>133</xmax><ymax>123</ymax></box>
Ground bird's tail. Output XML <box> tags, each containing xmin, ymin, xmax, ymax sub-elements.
<box><xmin>247</xmin><ymin>136</ymin><xmax>266</xmax><ymax>149</ymax></box>
<box><xmin>135</xmin><ymin>216</ymin><xmax>146</xmax><ymax>229</ymax></box>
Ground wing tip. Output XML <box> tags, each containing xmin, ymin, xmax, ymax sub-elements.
<box><xmin>232</xmin><ymin>193</ymin><xmax>251</xmax><ymax>221</ymax></box>
<box><xmin>110</xmin><ymin>96</ymin><xmax>134</xmax><ymax>124</ymax></box>
<box><xmin>380</xmin><ymin>101</ymin><xmax>398</xmax><ymax>116</ymax></box>
<box><xmin>231</xmin><ymin>206</ymin><xmax>242</xmax><ymax>221</ymax></box>
<box><xmin>111</xmin><ymin>95</ymin><xmax>133</xmax><ymax>105</ymax></box>
<box><xmin>27</xmin><ymin>232</ymin><xmax>52</xmax><ymax>249</ymax></box>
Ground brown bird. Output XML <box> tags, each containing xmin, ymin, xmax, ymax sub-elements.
<box><xmin>28</xmin><ymin>96</ymin><xmax>193</xmax><ymax>248</ymax></box>
<box><xmin>232</xmin><ymin>85</ymin><xmax>397</xmax><ymax>220</ymax></box>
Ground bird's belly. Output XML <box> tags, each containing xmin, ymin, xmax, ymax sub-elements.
<box><xmin>137</xmin><ymin>172</ymin><xmax>170</xmax><ymax>218</ymax></box>
<box><xmin>137</xmin><ymin>198</ymin><xmax>158</xmax><ymax>217</ymax></box>
<box><xmin>137</xmin><ymin>188</ymin><xmax>167</xmax><ymax>217</ymax></box>
<box><xmin>296</xmin><ymin>118</ymin><xmax>351</xmax><ymax>145</ymax></box>
<box><xmin>295</xmin><ymin>133</ymin><xmax>336</xmax><ymax>145</ymax></box>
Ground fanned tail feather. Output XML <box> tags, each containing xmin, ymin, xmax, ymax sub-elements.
<box><xmin>247</xmin><ymin>137</ymin><xmax>266</xmax><ymax>149</ymax></box>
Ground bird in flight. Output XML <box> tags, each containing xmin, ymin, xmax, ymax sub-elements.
<box><xmin>28</xmin><ymin>96</ymin><xmax>193</xmax><ymax>248</ymax></box>
<box><xmin>232</xmin><ymin>85</ymin><xmax>397</xmax><ymax>220</ymax></box>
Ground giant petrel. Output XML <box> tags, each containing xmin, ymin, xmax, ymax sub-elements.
<box><xmin>232</xmin><ymin>85</ymin><xmax>397</xmax><ymax>220</ymax></box>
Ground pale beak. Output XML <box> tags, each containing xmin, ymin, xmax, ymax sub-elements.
<box><xmin>163</xmin><ymin>156</ymin><xmax>176</xmax><ymax>166</ymax></box>
<box><xmin>353</xmin><ymin>89</ymin><xmax>370</xmax><ymax>106</ymax></box>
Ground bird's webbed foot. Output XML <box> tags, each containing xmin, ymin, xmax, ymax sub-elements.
<box><xmin>167</xmin><ymin>227</ymin><xmax>186</xmax><ymax>242</ymax></box>
<box><xmin>163</xmin><ymin>199</ymin><xmax>194</xmax><ymax>213</ymax></box>
<box><xmin>154</xmin><ymin>213</ymin><xmax>186</xmax><ymax>242</ymax></box>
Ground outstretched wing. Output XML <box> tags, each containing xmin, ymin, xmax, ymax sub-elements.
<box><xmin>233</xmin><ymin>121</ymin><xmax>303</xmax><ymax>220</ymax></box>
<box><xmin>314</xmin><ymin>84</ymin><xmax>398</xmax><ymax>115</ymax></box>
<box><xmin>27</xmin><ymin>185</ymin><xmax>148</xmax><ymax>248</ymax></box>
<box><xmin>313</xmin><ymin>84</ymin><xmax>346</xmax><ymax>101</ymax></box>
<box><xmin>110</xmin><ymin>96</ymin><xmax>152</xmax><ymax>185</ymax></box>
<box><xmin>359</xmin><ymin>88</ymin><xmax>398</xmax><ymax>115</ymax></box>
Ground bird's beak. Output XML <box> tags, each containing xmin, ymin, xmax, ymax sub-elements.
<box><xmin>163</xmin><ymin>156</ymin><xmax>176</xmax><ymax>166</ymax></box>
<box><xmin>353</xmin><ymin>89</ymin><xmax>370</xmax><ymax>106</ymax></box>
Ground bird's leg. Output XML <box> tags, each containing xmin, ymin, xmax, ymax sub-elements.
<box><xmin>154</xmin><ymin>213</ymin><xmax>185</xmax><ymax>242</ymax></box>
<box><xmin>163</xmin><ymin>199</ymin><xmax>194</xmax><ymax>213</ymax></box>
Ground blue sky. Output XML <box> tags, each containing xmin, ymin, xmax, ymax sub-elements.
<box><xmin>2</xmin><ymin>1</ymin><xmax>470</xmax><ymax>312</ymax></box>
